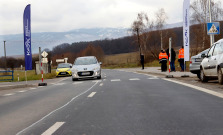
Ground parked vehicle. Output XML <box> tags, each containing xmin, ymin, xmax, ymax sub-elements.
<box><xmin>190</xmin><ymin>49</ymin><xmax>209</xmax><ymax>79</ymax></box>
<box><xmin>56</xmin><ymin>63</ymin><xmax>72</xmax><ymax>77</ymax></box>
<box><xmin>200</xmin><ymin>39</ymin><xmax>223</xmax><ymax>84</ymax></box>
<box><xmin>71</xmin><ymin>56</ymin><xmax>102</xmax><ymax>81</ymax></box>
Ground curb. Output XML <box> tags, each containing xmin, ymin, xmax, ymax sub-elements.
<box><xmin>0</xmin><ymin>84</ymin><xmax>37</xmax><ymax>91</ymax></box>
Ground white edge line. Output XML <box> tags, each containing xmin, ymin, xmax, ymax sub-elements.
<box><xmin>41</xmin><ymin>122</ymin><xmax>65</xmax><ymax>135</ymax></box>
<box><xmin>163</xmin><ymin>78</ymin><xmax>223</xmax><ymax>98</ymax></box>
<box><xmin>88</xmin><ymin>92</ymin><xmax>97</xmax><ymax>97</ymax></box>
<box><xmin>16</xmin><ymin>81</ymin><xmax>99</xmax><ymax>135</ymax></box>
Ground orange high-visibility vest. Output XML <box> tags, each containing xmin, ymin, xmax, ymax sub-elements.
<box><xmin>159</xmin><ymin>52</ymin><xmax>168</xmax><ymax>60</ymax></box>
<box><xmin>178</xmin><ymin>48</ymin><xmax>184</xmax><ymax>59</ymax></box>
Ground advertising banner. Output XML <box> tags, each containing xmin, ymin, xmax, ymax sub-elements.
<box><xmin>23</xmin><ymin>4</ymin><xmax>32</xmax><ymax>70</ymax></box>
<box><xmin>183</xmin><ymin>0</ymin><xmax>190</xmax><ymax>61</ymax></box>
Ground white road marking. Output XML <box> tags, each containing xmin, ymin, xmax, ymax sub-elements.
<box><xmin>73</xmin><ymin>82</ymin><xmax>83</xmax><ymax>85</ymax></box>
<box><xmin>3</xmin><ymin>93</ymin><xmax>15</xmax><ymax>96</ymax></box>
<box><xmin>54</xmin><ymin>83</ymin><xmax>65</xmax><ymax>86</ymax></box>
<box><xmin>103</xmin><ymin>79</ymin><xmax>106</xmax><ymax>81</ymax></box>
<box><xmin>18</xmin><ymin>90</ymin><xmax>27</xmax><ymax>93</ymax></box>
<box><xmin>88</xmin><ymin>92</ymin><xmax>97</xmax><ymax>97</ymax></box>
<box><xmin>111</xmin><ymin>79</ymin><xmax>121</xmax><ymax>82</ymax></box>
<box><xmin>16</xmin><ymin>81</ymin><xmax>99</xmax><ymax>135</ymax></box>
<box><xmin>148</xmin><ymin>78</ymin><xmax>159</xmax><ymax>79</ymax></box>
<box><xmin>129</xmin><ymin>78</ymin><xmax>140</xmax><ymax>81</ymax></box>
<box><xmin>104</xmin><ymin>76</ymin><xmax>107</xmax><ymax>78</ymax></box>
<box><xmin>163</xmin><ymin>78</ymin><xmax>223</xmax><ymax>99</ymax></box>
<box><xmin>99</xmin><ymin>83</ymin><xmax>103</xmax><ymax>86</ymax></box>
<box><xmin>92</xmin><ymin>80</ymin><xmax>102</xmax><ymax>83</ymax></box>
<box><xmin>30</xmin><ymin>88</ymin><xmax>37</xmax><ymax>90</ymax></box>
<box><xmin>41</xmin><ymin>122</ymin><xmax>65</xmax><ymax>135</ymax></box>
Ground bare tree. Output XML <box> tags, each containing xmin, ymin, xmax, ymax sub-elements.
<box><xmin>191</xmin><ymin>0</ymin><xmax>223</xmax><ymax>49</ymax></box>
<box><xmin>155</xmin><ymin>8</ymin><xmax>168</xmax><ymax>49</ymax></box>
<box><xmin>131</xmin><ymin>12</ymin><xmax>154</xmax><ymax>55</ymax></box>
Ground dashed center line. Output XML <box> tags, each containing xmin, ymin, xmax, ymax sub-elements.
<box><xmin>88</xmin><ymin>92</ymin><xmax>97</xmax><ymax>97</ymax></box>
<box><xmin>111</xmin><ymin>79</ymin><xmax>121</xmax><ymax>82</ymax></box>
<box><xmin>148</xmin><ymin>78</ymin><xmax>159</xmax><ymax>79</ymax></box>
<box><xmin>41</xmin><ymin>122</ymin><xmax>65</xmax><ymax>135</ymax></box>
<box><xmin>18</xmin><ymin>90</ymin><xmax>27</xmax><ymax>93</ymax></box>
<box><xmin>129</xmin><ymin>78</ymin><xmax>140</xmax><ymax>81</ymax></box>
<box><xmin>3</xmin><ymin>93</ymin><xmax>15</xmax><ymax>96</ymax></box>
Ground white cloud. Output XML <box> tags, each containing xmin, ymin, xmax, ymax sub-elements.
<box><xmin>0</xmin><ymin>0</ymin><xmax>184</xmax><ymax>35</ymax></box>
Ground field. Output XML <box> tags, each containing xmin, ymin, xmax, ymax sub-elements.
<box><xmin>102</xmin><ymin>52</ymin><xmax>190</xmax><ymax>71</ymax></box>
<box><xmin>0</xmin><ymin>70</ymin><xmax>56</xmax><ymax>82</ymax></box>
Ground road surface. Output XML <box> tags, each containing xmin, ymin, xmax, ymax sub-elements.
<box><xmin>1</xmin><ymin>69</ymin><xmax>223</xmax><ymax>135</ymax></box>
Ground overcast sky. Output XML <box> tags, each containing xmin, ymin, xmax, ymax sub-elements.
<box><xmin>0</xmin><ymin>0</ymin><xmax>184</xmax><ymax>35</ymax></box>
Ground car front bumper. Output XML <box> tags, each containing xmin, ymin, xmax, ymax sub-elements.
<box><xmin>72</xmin><ymin>70</ymin><xmax>101</xmax><ymax>79</ymax></box>
<box><xmin>56</xmin><ymin>71</ymin><xmax>72</xmax><ymax>76</ymax></box>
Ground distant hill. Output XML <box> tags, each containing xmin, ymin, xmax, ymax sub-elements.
<box><xmin>0</xmin><ymin>22</ymin><xmax>183</xmax><ymax>57</ymax></box>
<box><xmin>0</xmin><ymin>28</ymin><xmax>131</xmax><ymax>56</ymax></box>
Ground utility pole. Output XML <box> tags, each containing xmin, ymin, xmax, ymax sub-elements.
<box><xmin>136</xmin><ymin>28</ymin><xmax>141</xmax><ymax>55</ymax></box>
<box><xmin>4</xmin><ymin>41</ymin><xmax>7</xmax><ymax>69</ymax></box>
<box><xmin>209</xmin><ymin>0</ymin><xmax>214</xmax><ymax>46</ymax></box>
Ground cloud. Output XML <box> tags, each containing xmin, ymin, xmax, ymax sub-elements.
<box><xmin>0</xmin><ymin>0</ymin><xmax>184</xmax><ymax>35</ymax></box>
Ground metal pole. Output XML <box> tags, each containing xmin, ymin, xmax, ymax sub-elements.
<box><xmin>136</xmin><ymin>28</ymin><xmax>141</xmax><ymax>55</ymax></box>
<box><xmin>209</xmin><ymin>0</ymin><xmax>214</xmax><ymax>46</ymax></box>
<box><xmin>161</xmin><ymin>31</ymin><xmax>163</xmax><ymax>49</ymax></box>
<box><xmin>39</xmin><ymin>47</ymin><xmax>42</xmax><ymax>73</ymax></box>
<box><xmin>4</xmin><ymin>41</ymin><xmax>7</xmax><ymax>69</ymax></box>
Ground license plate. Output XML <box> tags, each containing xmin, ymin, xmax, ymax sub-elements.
<box><xmin>195</xmin><ymin>58</ymin><xmax>202</xmax><ymax>62</ymax></box>
<box><xmin>61</xmin><ymin>72</ymin><xmax>66</xmax><ymax>75</ymax></box>
<box><xmin>82</xmin><ymin>72</ymin><xmax>90</xmax><ymax>75</ymax></box>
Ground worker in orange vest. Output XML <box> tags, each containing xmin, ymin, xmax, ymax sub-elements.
<box><xmin>159</xmin><ymin>49</ymin><xmax>168</xmax><ymax>72</ymax></box>
<box><xmin>178</xmin><ymin>46</ymin><xmax>184</xmax><ymax>71</ymax></box>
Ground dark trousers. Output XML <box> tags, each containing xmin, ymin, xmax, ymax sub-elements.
<box><xmin>179</xmin><ymin>59</ymin><xmax>184</xmax><ymax>71</ymax></box>
<box><xmin>161</xmin><ymin>60</ymin><xmax>167</xmax><ymax>72</ymax></box>
<box><xmin>170</xmin><ymin>61</ymin><xmax>175</xmax><ymax>71</ymax></box>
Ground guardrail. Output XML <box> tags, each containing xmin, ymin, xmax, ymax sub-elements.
<box><xmin>0</xmin><ymin>71</ymin><xmax>14</xmax><ymax>81</ymax></box>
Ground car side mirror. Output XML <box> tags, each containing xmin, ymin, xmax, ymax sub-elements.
<box><xmin>201</xmin><ymin>54</ymin><xmax>207</xmax><ymax>58</ymax></box>
<box><xmin>70</xmin><ymin>66</ymin><xmax>72</xmax><ymax>68</ymax></box>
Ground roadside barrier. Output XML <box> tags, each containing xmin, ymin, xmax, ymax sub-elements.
<box><xmin>0</xmin><ymin>71</ymin><xmax>14</xmax><ymax>81</ymax></box>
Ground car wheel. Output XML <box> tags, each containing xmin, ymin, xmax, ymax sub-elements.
<box><xmin>200</xmin><ymin>68</ymin><xmax>208</xmax><ymax>82</ymax></box>
<box><xmin>218</xmin><ymin>68</ymin><xmax>223</xmax><ymax>84</ymax></box>
<box><xmin>97</xmin><ymin>75</ymin><xmax>101</xmax><ymax>79</ymax></box>
<box><xmin>197</xmin><ymin>72</ymin><xmax>201</xmax><ymax>79</ymax></box>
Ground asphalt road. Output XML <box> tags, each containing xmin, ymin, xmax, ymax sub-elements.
<box><xmin>1</xmin><ymin>69</ymin><xmax>223</xmax><ymax>135</ymax></box>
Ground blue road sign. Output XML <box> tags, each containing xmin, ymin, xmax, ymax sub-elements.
<box><xmin>207</xmin><ymin>22</ymin><xmax>220</xmax><ymax>35</ymax></box>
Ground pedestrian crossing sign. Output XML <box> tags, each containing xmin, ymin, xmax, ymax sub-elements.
<box><xmin>207</xmin><ymin>22</ymin><xmax>220</xmax><ymax>35</ymax></box>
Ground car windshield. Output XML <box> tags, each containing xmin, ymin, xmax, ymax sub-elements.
<box><xmin>57</xmin><ymin>63</ymin><xmax>70</xmax><ymax>68</ymax></box>
<box><xmin>74</xmin><ymin>57</ymin><xmax>97</xmax><ymax>65</ymax></box>
<box><xmin>200</xmin><ymin>49</ymin><xmax>209</xmax><ymax>55</ymax></box>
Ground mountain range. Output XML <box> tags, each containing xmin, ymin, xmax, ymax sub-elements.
<box><xmin>0</xmin><ymin>22</ymin><xmax>182</xmax><ymax>57</ymax></box>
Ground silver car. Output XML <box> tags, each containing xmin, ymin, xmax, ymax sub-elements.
<box><xmin>71</xmin><ymin>56</ymin><xmax>102</xmax><ymax>81</ymax></box>
<box><xmin>200</xmin><ymin>39</ymin><xmax>223</xmax><ymax>84</ymax></box>
<box><xmin>190</xmin><ymin>49</ymin><xmax>209</xmax><ymax>79</ymax></box>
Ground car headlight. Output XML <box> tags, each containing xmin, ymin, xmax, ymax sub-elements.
<box><xmin>93</xmin><ymin>67</ymin><xmax>100</xmax><ymax>71</ymax></box>
<box><xmin>56</xmin><ymin>69</ymin><xmax>59</xmax><ymax>72</ymax></box>
<box><xmin>72</xmin><ymin>68</ymin><xmax>78</xmax><ymax>72</ymax></box>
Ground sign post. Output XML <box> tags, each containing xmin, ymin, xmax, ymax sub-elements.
<box><xmin>166</xmin><ymin>38</ymin><xmax>173</xmax><ymax>78</ymax></box>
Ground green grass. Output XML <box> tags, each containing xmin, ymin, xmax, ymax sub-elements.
<box><xmin>0</xmin><ymin>70</ymin><xmax>57</xmax><ymax>82</ymax></box>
